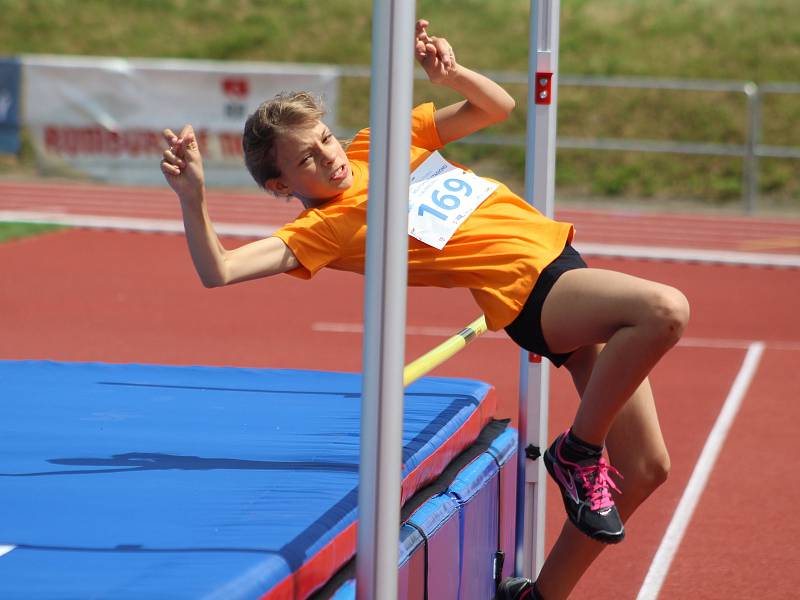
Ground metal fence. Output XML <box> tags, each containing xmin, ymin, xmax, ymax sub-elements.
<box><xmin>338</xmin><ymin>66</ymin><xmax>800</xmax><ymax>213</ymax></box>
<box><xmin>546</xmin><ymin>75</ymin><xmax>797</xmax><ymax>213</ymax></box>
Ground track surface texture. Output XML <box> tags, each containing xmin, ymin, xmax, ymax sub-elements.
<box><xmin>1</xmin><ymin>182</ymin><xmax>798</xmax><ymax>599</ymax></box>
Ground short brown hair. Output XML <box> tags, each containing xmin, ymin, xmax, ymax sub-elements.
<box><xmin>242</xmin><ymin>91</ymin><xmax>325</xmax><ymax>188</ymax></box>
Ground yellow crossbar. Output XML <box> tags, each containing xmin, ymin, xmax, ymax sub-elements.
<box><xmin>403</xmin><ymin>315</ymin><xmax>488</xmax><ymax>387</ymax></box>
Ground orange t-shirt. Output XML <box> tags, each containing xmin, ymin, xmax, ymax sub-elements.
<box><xmin>273</xmin><ymin>103</ymin><xmax>574</xmax><ymax>331</ymax></box>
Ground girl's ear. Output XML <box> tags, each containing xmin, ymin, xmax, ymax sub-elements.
<box><xmin>265</xmin><ymin>178</ymin><xmax>290</xmax><ymax>196</ymax></box>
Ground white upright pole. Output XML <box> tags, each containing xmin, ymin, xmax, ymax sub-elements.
<box><xmin>516</xmin><ymin>0</ymin><xmax>560</xmax><ymax>580</ymax></box>
<box><xmin>357</xmin><ymin>2</ymin><xmax>416</xmax><ymax>600</ymax></box>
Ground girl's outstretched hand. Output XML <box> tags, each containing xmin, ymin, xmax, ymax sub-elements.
<box><xmin>414</xmin><ymin>19</ymin><xmax>457</xmax><ymax>84</ymax></box>
<box><xmin>161</xmin><ymin>125</ymin><xmax>205</xmax><ymax>201</ymax></box>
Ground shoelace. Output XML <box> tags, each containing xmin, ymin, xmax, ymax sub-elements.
<box><xmin>576</xmin><ymin>457</ymin><xmax>623</xmax><ymax>510</ymax></box>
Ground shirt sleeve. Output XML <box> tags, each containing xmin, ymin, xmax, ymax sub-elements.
<box><xmin>410</xmin><ymin>102</ymin><xmax>444</xmax><ymax>151</ymax></box>
<box><xmin>272</xmin><ymin>210</ymin><xmax>342</xmax><ymax>279</ymax></box>
<box><xmin>345</xmin><ymin>102</ymin><xmax>443</xmax><ymax>162</ymax></box>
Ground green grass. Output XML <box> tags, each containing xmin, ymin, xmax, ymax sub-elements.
<box><xmin>1</xmin><ymin>0</ymin><xmax>796</xmax><ymax>80</ymax></box>
<box><xmin>0</xmin><ymin>0</ymin><xmax>798</xmax><ymax>211</ymax></box>
<box><xmin>0</xmin><ymin>222</ymin><xmax>63</xmax><ymax>244</ymax></box>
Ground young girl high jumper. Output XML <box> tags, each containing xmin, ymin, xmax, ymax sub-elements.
<box><xmin>161</xmin><ymin>20</ymin><xmax>689</xmax><ymax>600</ymax></box>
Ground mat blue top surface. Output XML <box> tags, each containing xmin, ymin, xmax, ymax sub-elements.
<box><xmin>0</xmin><ymin>360</ymin><xmax>493</xmax><ymax>600</ymax></box>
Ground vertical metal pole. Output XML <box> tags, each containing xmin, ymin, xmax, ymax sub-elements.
<box><xmin>743</xmin><ymin>82</ymin><xmax>760</xmax><ymax>214</ymax></box>
<box><xmin>516</xmin><ymin>0</ymin><xmax>560</xmax><ymax>580</ymax></box>
<box><xmin>357</xmin><ymin>2</ymin><xmax>415</xmax><ymax>600</ymax></box>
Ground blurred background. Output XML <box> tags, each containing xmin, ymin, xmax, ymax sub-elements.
<box><xmin>0</xmin><ymin>0</ymin><xmax>798</xmax><ymax>217</ymax></box>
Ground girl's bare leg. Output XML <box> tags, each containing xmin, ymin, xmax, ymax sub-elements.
<box><xmin>531</xmin><ymin>268</ymin><xmax>686</xmax><ymax>598</ymax></box>
<box><xmin>535</xmin><ymin>344</ymin><xmax>671</xmax><ymax>599</ymax></box>
<box><xmin>539</xmin><ymin>268</ymin><xmax>689</xmax><ymax>446</ymax></box>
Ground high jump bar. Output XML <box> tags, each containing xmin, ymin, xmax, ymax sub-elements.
<box><xmin>403</xmin><ymin>315</ymin><xmax>488</xmax><ymax>387</ymax></box>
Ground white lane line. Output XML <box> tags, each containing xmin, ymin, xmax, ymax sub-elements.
<box><xmin>0</xmin><ymin>545</ymin><xmax>15</xmax><ymax>558</ymax></box>
<box><xmin>312</xmin><ymin>323</ymin><xmax>796</xmax><ymax>352</ymax></box>
<box><xmin>576</xmin><ymin>242</ymin><xmax>800</xmax><ymax>268</ymax></box>
<box><xmin>0</xmin><ymin>211</ymin><xmax>276</xmax><ymax>238</ymax></box>
<box><xmin>636</xmin><ymin>341</ymin><xmax>766</xmax><ymax>600</ymax></box>
<box><xmin>678</xmin><ymin>337</ymin><xmax>800</xmax><ymax>351</ymax></box>
<box><xmin>2</xmin><ymin>210</ymin><xmax>799</xmax><ymax>268</ymax></box>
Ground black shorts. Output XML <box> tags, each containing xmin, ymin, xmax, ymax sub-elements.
<box><xmin>504</xmin><ymin>244</ymin><xmax>587</xmax><ymax>367</ymax></box>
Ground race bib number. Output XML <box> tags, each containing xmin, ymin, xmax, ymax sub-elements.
<box><xmin>408</xmin><ymin>151</ymin><xmax>498</xmax><ymax>250</ymax></box>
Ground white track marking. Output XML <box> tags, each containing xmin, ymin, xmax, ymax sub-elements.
<box><xmin>636</xmin><ymin>341</ymin><xmax>765</xmax><ymax>600</ymax></box>
<box><xmin>312</xmin><ymin>323</ymin><xmax>796</xmax><ymax>352</ymax></box>
<box><xmin>0</xmin><ymin>211</ymin><xmax>275</xmax><ymax>238</ymax></box>
<box><xmin>575</xmin><ymin>242</ymin><xmax>800</xmax><ymax>268</ymax></box>
<box><xmin>0</xmin><ymin>545</ymin><xmax>15</xmax><ymax>558</ymax></box>
<box><xmin>2</xmin><ymin>210</ymin><xmax>799</xmax><ymax>268</ymax></box>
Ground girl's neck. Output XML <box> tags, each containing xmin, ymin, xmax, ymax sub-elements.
<box><xmin>300</xmin><ymin>193</ymin><xmax>340</xmax><ymax>209</ymax></box>
<box><xmin>300</xmin><ymin>196</ymin><xmax>324</xmax><ymax>209</ymax></box>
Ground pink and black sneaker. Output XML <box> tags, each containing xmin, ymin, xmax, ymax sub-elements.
<box><xmin>543</xmin><ymin>429</ymin><xmax>625</xmax><ymax>544</ymax></box>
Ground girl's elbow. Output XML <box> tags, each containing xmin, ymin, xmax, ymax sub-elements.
<box><xmin>201</xmin><ymin>252</ymin><xmax>233</xmax><ymax>288</ymax></box>
<box><xmin>504</xmin><ymin>94</ymin><xmax>516</xmax><ymax>115</ymax></box>
<box><xmin>199</xmin><ymin>270</ymin><xmax>228</xmax><ymax>288</ymax></box>
<box><xmin>201</xmin><ymin>276</ymin><xmax>222</xmax><ymax>289</ymax></box>
<box><xmin>492</xmin><ymin>96</ymin><xmax>516</xmax><ymax>123</ymax></box>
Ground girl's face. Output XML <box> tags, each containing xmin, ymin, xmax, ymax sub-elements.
<box><xmin>268</xmin><ymin>120</ymin><xmax>353</xmax><ymax>205</ymax></box>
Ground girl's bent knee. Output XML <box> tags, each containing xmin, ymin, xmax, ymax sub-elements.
<box><xmin>648</xmin><ymin>454</ymin><xmax>671</xmax><ymax>488</ymax></box>
<box><xmin>626</xmin><ymin>454</ymin><xmax>671</xmax><ymax>496</ymax></box>
<box><xmin>646</xmin><ymin>287</ymin><xmax>690</xmax><ymax>346</ymax></box>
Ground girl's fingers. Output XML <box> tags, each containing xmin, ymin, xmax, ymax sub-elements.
<box><xmin>432</xmin><ymin>37</ymin><xmax>454</xmax><ymax>66</ymax></box>
<box><xmin>161</xmin><ymin>125</ymin><xmax>197</xmax><ymax>179</ymax></box>
<box><xmin>160</xmin><ymin>160</ymin><xmax>180</xmax><ymax>176</ymax></box>
<box><xmin>181</xmin><ymin>132</ymin><xmax>196</xmax><ymax>150</ymax></box>
<box><xmin>162</xmin><ymin>128</ymin><xmax>178</xmax><ymax>146</ymax></box>
<box><xmin>178</xmin><ymin>124</ymin><xmax>194</xmax><ymax>139</ymax></box>
<box><xmin>162</xmin><ymin>148</ymin><xmax>186</xmax><ymax>169</ymax></box>
<box><xmin>425</xmin><ymin>42</ymin><xmax>439</xmax><ymax>64</ymax></box>
<box><xmin>415</xmin><ymin>20</ymin><xmax>454</xmax><ymax>70</ymax></box>
<box><xmin>415</xmin><ymin>19</ymin><xmax>430</xmax><ymax>39</ymax></box>
<box><xmin>162</xmin><ymin>126</ymin><xmax>195</xmax><ymax>152</ymax></box>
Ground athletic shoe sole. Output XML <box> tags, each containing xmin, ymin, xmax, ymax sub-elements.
<box><xmin>494</xmin><ymin>577</ymin><xmax>533</xmax><ymax>600</ymax></box>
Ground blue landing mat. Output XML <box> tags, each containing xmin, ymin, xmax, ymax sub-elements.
<box><xmin>0</xmin><ymin>361</ymin><xmax>495</xmax><ymax>599</ymax></box>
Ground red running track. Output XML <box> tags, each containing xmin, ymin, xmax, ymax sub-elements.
<box><xmin>1</xmin><ymin>226</ymin><xmax>798</xmax><ymax>598</ymax></box>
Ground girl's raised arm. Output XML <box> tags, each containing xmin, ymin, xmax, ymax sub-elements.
<box><xmin>161</xmin><ymin>127</ymin><xmax>299</xmax><ymax>287</ymax></box>
<box><xmin>415</xmin><ymin>19</ymin><xmax>516</xmax><ymax>145</ymax></box>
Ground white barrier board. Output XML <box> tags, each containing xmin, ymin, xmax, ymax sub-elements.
<box><xmin>22</xmin><ymin>55</ymin><xmax>340</xmax><ymax>186</ymax></box>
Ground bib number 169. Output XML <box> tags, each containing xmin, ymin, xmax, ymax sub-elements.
<box><xmin>418</xmin><ymin>177</ymin><xmax>473</xmax><ymax>221</ymax></box>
